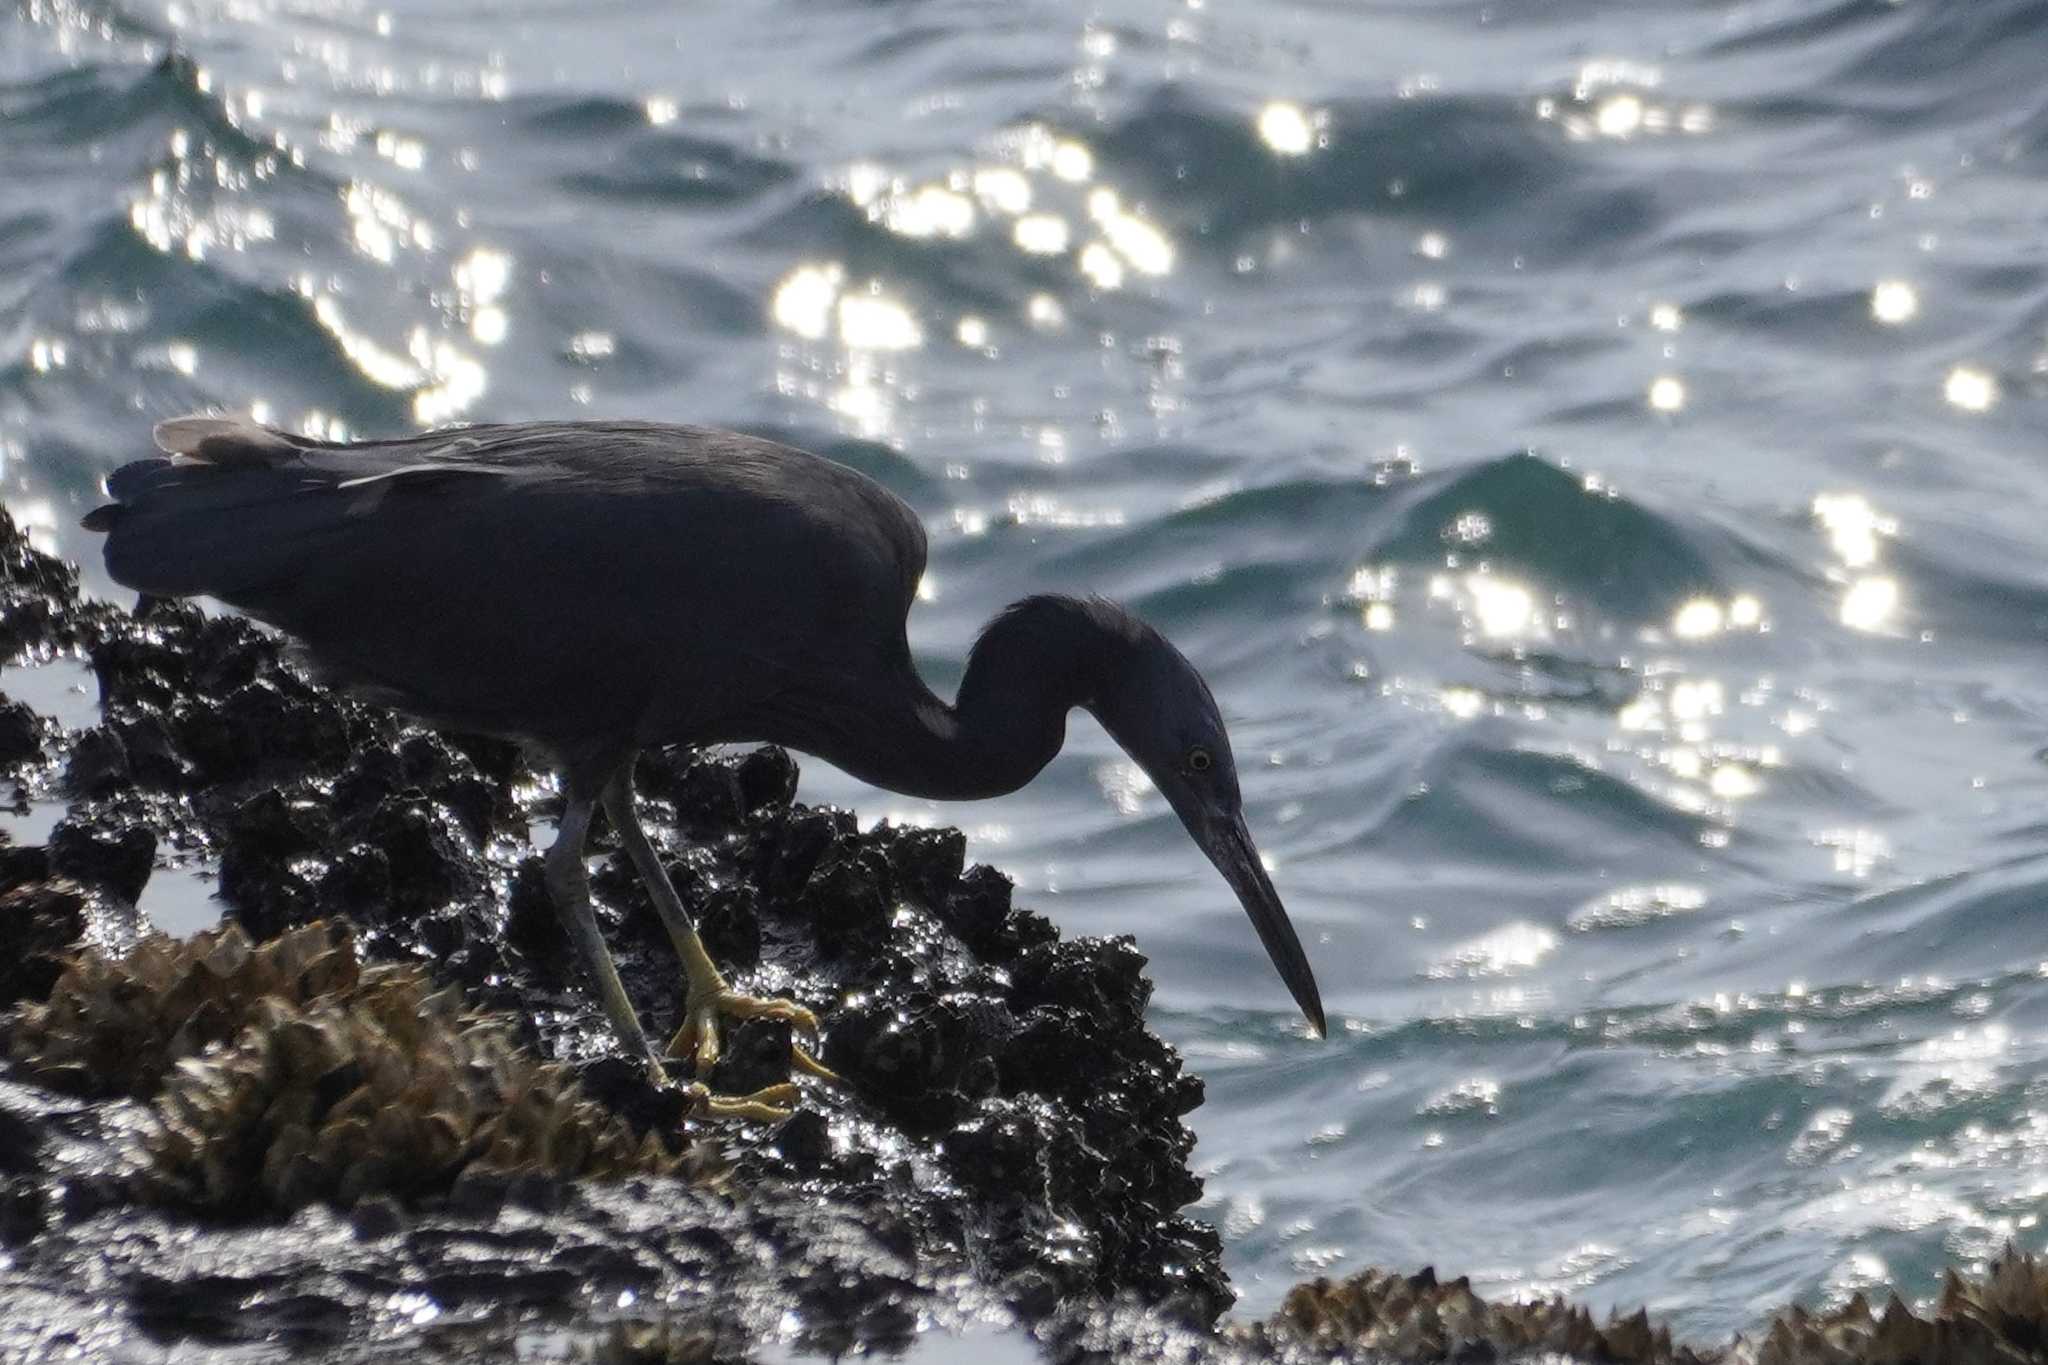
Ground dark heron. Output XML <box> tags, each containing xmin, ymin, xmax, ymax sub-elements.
<box><xmin>84</xmin><ymin>417</ymin><xmax>1325</xmax><ymax>1118</ymax></box>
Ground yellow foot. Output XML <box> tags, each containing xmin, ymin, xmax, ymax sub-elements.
<box><xmin>664</xmin><ymin>982</ymin><xmax>843</xmax><ymax>1088</ymax></box>
<box><xmin>684</xmin><ymin>1080</ymin><xmax>801</xmax><ymax>1123</ymax></box>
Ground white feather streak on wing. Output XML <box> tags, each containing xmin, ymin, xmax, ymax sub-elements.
<box><xmin>332</xmin><ymin>463</ymin><xmax>506</xmax><ymax>490</ymax></box>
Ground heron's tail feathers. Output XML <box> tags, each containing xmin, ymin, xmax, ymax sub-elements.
<box><xmin>85</xmin><ymin>417</ymin><xmax>370</xmax><ymax>601</ymax></box>
<box><xmin>82</xmin><ymin>417</ymin><xmax>301</xmax><ymax>531</ymax></box>
<box><xmin>83</xmin><ymin>455</ymin><xmax>345</xmax><ymax>600</ymax></box>
<box><xmin>84</xmin><ymin>414</ymin><xmax>511</xmax><ymax>601</ymax></box>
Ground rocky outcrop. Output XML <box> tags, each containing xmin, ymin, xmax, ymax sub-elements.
<box><xmin>0</xmin><ymin>504</ymin><xmax>1219</xmax><ymax>1359</ymax></box>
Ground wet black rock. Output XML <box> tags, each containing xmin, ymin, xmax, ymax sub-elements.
<box><xmin>0</xmin><ymin>699</ymin><xmax>42</xmax><ymax>769</ymax></box>
<box><xmin>733</xmin><ymin>743</ymin><xmax>799</xmax><ymax>813</ymax></box>
<box><xmin>0</xmin><ymin>518</ymin><xmax>99</xmax><ymax>659</ymax></box>
<box><xmin>0</xmin><ymin>878</ymin><xmax>89</xmax><ymax>1009</ymax></box>
<box><xmin>825</xmin><ymin>988</ymin><xmax>1009</xmax><ymax>1131</ymax></box>
<box><xmin>870</xmin><ymin>821</ymin><xmax>968</xmax><ymax>909</ymax></box>
<box><xmin>703</xmin><ymin>1016</ymin><xmax>794</xmax><ymax>1098</ymax></box>
<box><xmin>49</xmin><ymin>805</ymin><xmax>157</xmax><ymax>903</ymax></box>
<box><xmin>694</xmin><ymin>885</ymin><xmax>761</xmax><ymax>970</ymax></box>
<box><xmin>0</xmin><ymin>842</ymin><xmax>51</xmax><ymax>891</ymax></box>
<box><xmin>64</xmin><ymin>724</ymin><xmax>134</xmax><ymax>796</ymax></box>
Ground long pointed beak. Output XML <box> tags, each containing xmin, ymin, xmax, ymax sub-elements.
<box><xmin>1197</xmin><ymin>813</ymin><xmax>1326</xmax><ymax>1038</ymax></box>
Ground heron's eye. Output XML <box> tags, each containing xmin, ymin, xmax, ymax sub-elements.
<box><xmin>1186</xmin><ymin>745</ymin><xmax>1214</xmax><ymax>774</ymax></box>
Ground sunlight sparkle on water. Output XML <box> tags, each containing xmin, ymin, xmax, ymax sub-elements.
<box><xmin>1672</xmin><ymin>598</ymin><xmax>1724</xmax><ymax>639</ymax></box>
<box><xmin>1050</xmin><ymin>140</ymin><xmax>1093</xmax><ymax>183</ymax></box>
<box><xmin>1617</xmin><ymin>694</ymin><xmax>1662</xmax><ymax>732</ymax></box>
<box><xmin>1430</xmin><ymin>923</ymin><xmax>1558</xmax><ymax>979</ymax></box>
<box><xmin>1812</xmin><ymin>493</ymin><xmax>1893</xmax><ymax>568</ymax></box>
<box><xmin>771</xmin><ymin>263</ymin><xmax>845</xmax><ymax>340</ymax></box>
<box><xmin>1945</xmin><ymin>366</ymin><xmax>1998</xmax><ymax>412</ymax></box>
<box><xmin>1648</xmin><ymin>375</ymin><xmax>1686</xmax><ymax>411</ymax></box>
<box><xmin>1709</xmin><ymin>764</ymin><xmax>1760</xmax><ymax>800</ymax></box>
<box><xmin>1670</xmin><ymin>678</ymin><xmax>1723</xmax><ymax>722</ymax></box>
<box><xmin>1079</xmin><ymin>242</ymin><xmax>1125</xmax><ymax>289</ymax></box>
<box><xmin>972</xmin><ymin>167</ymin><xmax>1032</xmax><ymax>215</ymax></box>
<box><xmin>1095</xmin><ymin>761</ymin><xmax>1156</xmax><ymax>817</ymax></box>
<box><xmin>1440</xmin><ymin>687</ymin><xmax>1486</xmax><ymax>720</ymax></box>
<box><xmin>1871</xmin><ymin>280</ymin><xmax>1918</xmax><ymax>324</ymax></box>
<box><xmin>882</xmin><ymin>183</ymin><xmax>976</xmax><ymax>240</ymax></box>
<box><xmin>374</xmin><ymin>130</ymin><xmax>425</xmax><ymax>171</ymax></box>
<box><xmin>1839</xmin><ymin>576</ymin><xmax>1898</xmax><ymax>632</ymax></box>
<box><xmin>1596</xmin><ymin>94</ymin><xmax>1645</xmax><ymax>138</ymax></box>
<box><xmin>1089</xmin><ymin>190</ymin><xmax>1176</xmax><ymax>276</ymax></box>
<box><xmin>1568</xmin><ymin>883</ymin><xmax>1706</xmax><ymax>931</ymax></box>
<box><xmin>1014</xmin><ymin>214</ymin><xmax>1071</xmax><ymax>255</ymax></box>
<box><xmin>309</xmin><ymin>293</ymin><xmax>423</xmax><ymax>391</ymax></box>
<box><xmin>408</xmin><ymin>328</ymin><xmax>487</xmax><ymax>425</ymax></box>
<box><xmin>1406</xmin><ymin>283</ymin><xmax>1447</xmax><ymax>312</ymax></box>
<box><xmin>1257</xmin><ymin>102</ymin><xmax>1315</xmax><ymax>156</ymax></box>
<box><xmin>1467</xmin><ymin>574</ymin><xmax>1536</xmax><ymax>638</ymax></box>
<box><xmin>1816</xmin><ymin>827</ymin><xmax>1890</xmax><ymax>878</ymax></box>
<box><xmin>343</xmin><ymin>180</ymin><xmax>423</xmax><ymax>265</ymax></box>
<box><xmin>455</xmin><ymin>247</ymin><xmax>512</xmax><ymax>346</ymax></box>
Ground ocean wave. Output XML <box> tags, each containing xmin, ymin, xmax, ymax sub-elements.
<box><xmin>1093</xmin><ymin>87</ymin><xmax>1662</xmax><ymax>263</ymax></box>
<box><xmin>1372</xmin><ymin>454</ymin><xmax>1723</xmax><ymax>621</ymax></box>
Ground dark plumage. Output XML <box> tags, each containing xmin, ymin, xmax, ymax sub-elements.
<box><xmin>86</xmin><ymin>417</ymin><xmax>1325</xmax><ymax>1114</ymax></box>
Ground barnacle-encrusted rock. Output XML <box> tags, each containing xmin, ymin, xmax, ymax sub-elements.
<box><xmin>596</xmin><ymin>1314</ymin><xmax>753</xmax><ymax>1365</ymax></box>
<box><xmin>1273</xmin><ymin>1265</ymin><xmax>1704</xmax><ymax>1365</ymax></box>
<box><xmin>6</xmin><ymin>920</ymin><xmax>361</xmax><ymax>1099</ymax></box>
<box><xmin>144</xmin><ymin>939</ymin><xmax>709</xmax><ymax>1213</ymax></box>
<box><xmin>1261</xmin><ymin>1249</ymin><xmax>2048</xmax><ymax>1365</ymax></box>
<box><xmin>8</xmin><ymin>920</ymin><xmax>709</xmax><ymax>1212</ymax></box>
<box><xmin>1743</xmin><ymin>1242</ymin><xmax>2048</xmax><ymax>1365</ymax></box>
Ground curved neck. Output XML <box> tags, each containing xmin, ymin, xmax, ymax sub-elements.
<box><xmin>808</xmin><ymin>596</ymin><xmax>1136</xmax><ymax>801</ymax></box>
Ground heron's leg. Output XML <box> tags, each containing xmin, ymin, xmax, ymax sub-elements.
<box><xmin>544</xmin><ymin>788</ymin><xmax>665</xmax><ymax>1084</ymax></box>
<box><xmin>602</xmin><ymin>768</ymin><xmax>840</xmax><ymax>1095</ymax></box>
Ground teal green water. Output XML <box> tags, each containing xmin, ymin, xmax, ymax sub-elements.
<box><xmin>7</xmin><ymin>0</ymin><xmax>2048</xmax><ymax>1339</ymax></box>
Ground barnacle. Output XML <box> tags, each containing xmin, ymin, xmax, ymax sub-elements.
<box><xmin>6</xmin><ymin>920</ymin><xmax>718</xmax><ymax>1213</ymax></box>
<box><xmin>7</xmin><ymin>919</ymin><xmax>359</xmax><ymax>1098</ymax></box>
<box><xmin>595</xmin><ymin>1315</ymin><xmax>751</xmax><ymax>1365</ymax></box>
<box><xmin>1745</xmin><ymin>1242</ymin><xmax>2048</xmax><ymax>1365</ymax></box>
<box><xmin>1274</xmin><ymin>1265</ymin><xmax>1702</xmax><ymax>1365</ymax></box>
<box><xmin>1271</xmin><ymin>1246</ymin><xmax>2048</xmax><ymax>1365</ymax></box>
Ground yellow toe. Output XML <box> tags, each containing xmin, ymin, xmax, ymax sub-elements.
<box><xmin>685</xmin><ymin>1081</ymin><xmax>801</xmax><ymax>1124</ymax></box>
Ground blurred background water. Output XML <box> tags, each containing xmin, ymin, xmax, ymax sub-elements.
<box><xmin>6</xmin><ymin>0</ymin><xmax>2048</xmax><ymax>1340</ymax></box>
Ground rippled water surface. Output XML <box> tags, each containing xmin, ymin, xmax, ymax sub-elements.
<box><xmin>8</xmin><ymin>0</ymin><xmax>2048</xmax><ymax>1339</ymax></box>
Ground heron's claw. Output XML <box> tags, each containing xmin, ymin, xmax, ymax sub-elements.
<box><xmin>683</xmin><ymin>1080</ymin><xmax>801</xmax><ymax>1124</ymax></box>
<box><xmin>664</xmin><ymin>984</ymin><xmax>845</xmax><ymax>1090</ymax></box>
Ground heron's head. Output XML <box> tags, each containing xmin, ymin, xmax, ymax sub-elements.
<box><xmin>1089</xmin><ymin>624</ymin><xmax>1326</xmax><ymax>1038</ymax></box>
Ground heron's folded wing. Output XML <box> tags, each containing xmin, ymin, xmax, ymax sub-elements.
<box><xmin>85</xmin><ymin>420</ymin><xmax>515</xmax><ymax>597</ymax></box>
